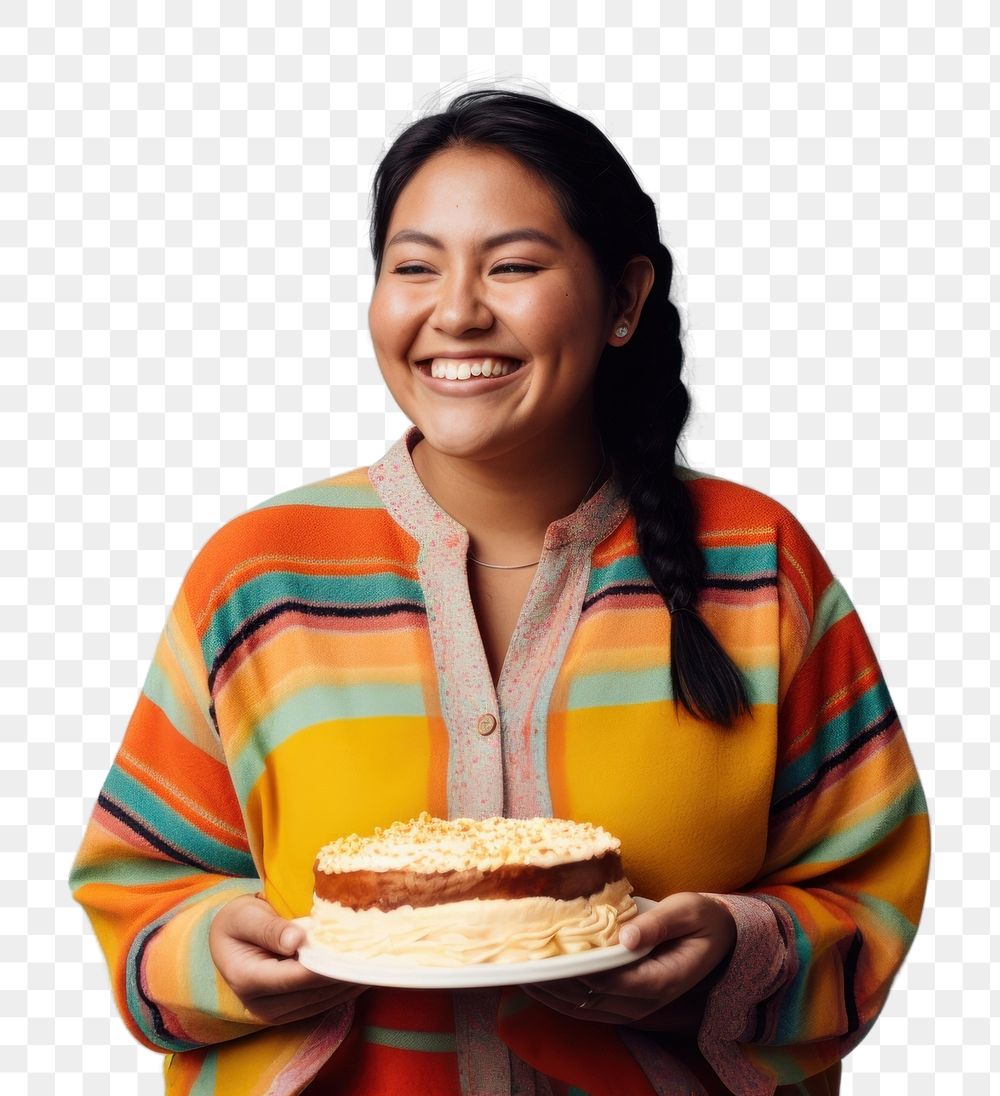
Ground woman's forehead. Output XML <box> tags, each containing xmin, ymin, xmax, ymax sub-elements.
<box><xmin>386</xmin><ymin>150</ymin><xmax>571</xmax><ymax>247</ymax></box>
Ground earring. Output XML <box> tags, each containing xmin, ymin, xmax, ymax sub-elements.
<box><xmin>614</xmin><ymin>321</ymin><xmax>629</xmax><ymax>338</ymax></box>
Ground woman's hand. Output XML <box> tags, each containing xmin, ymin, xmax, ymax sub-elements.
<box><xmin>521</xmin><ymin>892</ymin><xmax>737</xmax><ymax>1032</ymax></box>
<box><xmin>209</xmin><ymin>893</ymin><xmax>368</xmax><ymax>1025</ymax></box>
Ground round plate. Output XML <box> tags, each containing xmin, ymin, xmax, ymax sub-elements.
<box><xmin>294</xmin><ymin>896</ymin><xmax>656</xmax><ymax>989</ymax></box>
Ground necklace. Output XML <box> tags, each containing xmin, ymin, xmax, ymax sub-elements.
<box><xmin>467</xmin><ymin>443</ymin><xmax>608</xmax><ymax>571</ymax></box>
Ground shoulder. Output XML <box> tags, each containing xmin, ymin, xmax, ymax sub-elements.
<box><xmin>679</xmin><ymin>466</ymin><xmax>799</xmax><ymax>537</ymax></box>
<box><xmin>179</xmin><ymin>464</ymin><xmax>397</xmax><ymax>611</ymax></box>
<box><xmin>679</xmin><ymin>466</ymin><xmax>833</xmax><ymax>590</ymax></box>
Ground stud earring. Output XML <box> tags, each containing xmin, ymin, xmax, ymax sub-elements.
<box><xmin>614</xmin><ymin>321</ymin><xmax>629</xmax><ymax>338</ymax></box>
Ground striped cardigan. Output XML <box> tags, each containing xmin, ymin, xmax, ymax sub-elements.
<box><xmin>71</xmin><ymin>427</ymin><xmax>930</xmax><ymax>1095</ymax></box>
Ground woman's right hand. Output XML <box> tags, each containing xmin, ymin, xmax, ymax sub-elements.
<box><xmin>209</xmin><ymin>893</ymin><xmax>368</xmax><ymax>1025</ymax></box>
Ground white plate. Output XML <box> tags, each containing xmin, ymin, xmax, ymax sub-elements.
<box><xmin>294</xmin><ymin>897</ymin><xmax>656</xmax><ymax>989</ymax></box>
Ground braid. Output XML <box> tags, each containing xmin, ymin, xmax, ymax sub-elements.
<box><xmin>597</xmin><ymin>241</ymin><xmax>753</xmax><ymax>728</ymax></box>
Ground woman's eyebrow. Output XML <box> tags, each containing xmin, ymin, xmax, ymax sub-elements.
<box><xmin>385</xmin><ymin>227</ymin><xmax>563</xmax><ymax>251</ymax></box>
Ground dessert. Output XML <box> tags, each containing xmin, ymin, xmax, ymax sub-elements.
<box><xmin>308</xmin><ymin>813</ymin><xmax>637</xmax><ymax>965</ymax></box>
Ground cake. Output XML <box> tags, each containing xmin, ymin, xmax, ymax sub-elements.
<box><xmin>308</xmin><ymin>813</ymin><xmax>637</xmax><ymax>965</ymax></box>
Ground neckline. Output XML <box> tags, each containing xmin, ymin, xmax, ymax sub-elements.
<box><xmin>368</xmin><ymin>425</ymin><xmax>629</xmax><ymax>554</ymax></box>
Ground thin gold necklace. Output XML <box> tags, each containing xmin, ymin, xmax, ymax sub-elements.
<box><xmin>467</xmin><ymin>444</ymin><xmax>608</xmax><ymax>571</ymax></box>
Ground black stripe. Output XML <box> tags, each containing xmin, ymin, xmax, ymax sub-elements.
<box><xmin>133</xmin><ymin>926</ymin><xmax>175</xmax><ymax>1045</ymax></box>
<box><xmin>208</xmin><ymin>598</ymin><xmax>426</xmax><ymax>691</ymax></box>
<box><xmin>843</xmin><ymin>929</ymin><xmax>864</xmax><ymax>1034</ymax></box>
<box><xmin>582</xmin><ymin>582</ymin><xmax>660</xmax><ymax>611</ymax></box>
<box><xmin>773</xmin><ymin>709</ymin><xmax>898</xmax><ymax>814</ymax></box>
<box><xmin>98</xmin><ymin>792</ymin><xmax>208</xmax><ymax>872</ymax></box>
<box><xmin>582</xmin><ymin>574</ymin><xmax>777</xmax><ymax>613</ymax></box>
<box><xmin>705</xmin><ymin>574</ymin><xmax>778</xmax><ymax>592</ymax></box>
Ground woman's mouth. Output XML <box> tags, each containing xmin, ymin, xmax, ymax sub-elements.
<box><xmin>416</xmin><ymin>356</ymin><xmax>524</xmax><ymax>381</ymax></box>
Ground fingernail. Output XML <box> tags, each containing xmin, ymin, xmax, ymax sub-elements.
<box><xmin>279</xmin><ymin>927</ymin><xmax>298</xmax><ymax>953</ymax></box>
<box><xmin>619</xmin><ymin>925</ymin><xmax>639</xmax><ymax>949</ymax></box>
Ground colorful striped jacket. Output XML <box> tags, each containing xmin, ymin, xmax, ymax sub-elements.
<box><xmin>70</xmin><ymin>426</ymin><xmax>930</xmax><ymax>1094</ymax></box>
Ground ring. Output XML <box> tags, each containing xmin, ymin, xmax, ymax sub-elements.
<box><xmin>577</xmin><ymin>987</ymin><xmax>600</xmax><ymax>1011</ymax></box>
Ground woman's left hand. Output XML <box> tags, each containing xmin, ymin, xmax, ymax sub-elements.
<box><xmin>521</xmin><ymin>892</ymin><xmax>737</xmax><ymax>1030</ymax></box>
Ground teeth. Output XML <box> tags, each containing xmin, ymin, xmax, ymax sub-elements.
<box><xmin>428</xmin><ymin>357</ymin><xmax>521</xmax><ymax>380</ymax></box>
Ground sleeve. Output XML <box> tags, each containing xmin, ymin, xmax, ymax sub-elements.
<box><xmin>69</xmin><ymin>564</ymin><xmax>267</xmax><ymax>1053</ymax></box>
<box><xmin>695</xmin><ymin>513</ymin><xmax>931</xmax><ymax>1094</ymax></box>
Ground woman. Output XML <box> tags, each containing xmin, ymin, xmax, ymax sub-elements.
<box><xmin>71</xmin><ymin>88</ymin><xmax>930</xmax><ymax>1095</ymax></box>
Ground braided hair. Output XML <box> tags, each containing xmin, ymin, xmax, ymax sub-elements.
<box><xmin>369</xmin><ymin>87</ymin><xmax>752</xmax><ymax>727</ymax></box>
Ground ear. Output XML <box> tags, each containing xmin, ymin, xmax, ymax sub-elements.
<box><xmin>609</xmin><ymin>255</ymin><xmax>656</xmax><ymax>342</ymax></box>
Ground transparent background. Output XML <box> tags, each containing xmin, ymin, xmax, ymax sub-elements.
<box><xmin>1</xmin><ymin>2</ymin><xmax>995</xmax><ymax>1092</ymax></box>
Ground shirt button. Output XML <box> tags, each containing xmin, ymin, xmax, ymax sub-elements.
<box><xmin>477</xmin><ymin>714</ymin><xmax>497</xmax><ymax>736</ymax></box>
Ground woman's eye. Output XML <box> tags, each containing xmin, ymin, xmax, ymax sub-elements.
<box><xmin>391</xmin><ymin>263</ymin><xmax>540</xmax><ymax>276</ymax></box>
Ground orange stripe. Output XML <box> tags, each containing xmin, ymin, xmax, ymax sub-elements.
<box><xmin>308</xmin><ymin>990</ymin><xmax>462</xmax><ymax>1096</ymax></box>
<box><xmin>497</xmin><ymin>995</ymin><xmax>656</xmax><ymax>1095</ymax></box>
<box><xmin>185</xmin><ymin>503</ymin><xmax>417</xmax><ymax>634</ymax></box>
<box><xmin>119</xmin><ymin>695</ymin><xmax>247</xmax><ymax>839</ymax></box>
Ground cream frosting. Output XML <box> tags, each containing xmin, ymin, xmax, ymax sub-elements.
<box><xmin>315</xmin><ymin>812</ymin><xmax>622</xmax><ymax>875</ymax></box>
<box><xmin>308</xmin><ymin>879</ymin><xmax>637</xmax><ymax>966</ymax></box>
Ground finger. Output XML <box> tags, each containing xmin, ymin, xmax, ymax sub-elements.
<box><xmin>617</xmin><ymin>892</ymin><xmax>702</xmax><ymax>952</ymax></box>
<box><xmin>582</xmin><ymin>937</ymin><xmax>707</xmax><ymax>997</ymax></box>
<box><xmin>249</xmin><ymin>960</ymin><xmax>366</xmax><ymax>998</ymax></box>
<box><xmin>228</xmin><ymin>897</ymin><xmax>306</xmax><ymax>957</ymax></box>
<box><xmin>230</xmin><ymin>954</ymin><xmax>357</xmax><ymax>998</ymax></box>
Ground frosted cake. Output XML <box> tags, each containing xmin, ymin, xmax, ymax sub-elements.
<box><xmin>308</xmin><ymin>813</ymin><xmax>637</xmax><ymax>966</ymax></box>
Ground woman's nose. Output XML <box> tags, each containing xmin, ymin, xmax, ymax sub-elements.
<box><xmin>429</xmin><ymin>270</ymin><xmax>494</xmax><ymax>332</ymax></box>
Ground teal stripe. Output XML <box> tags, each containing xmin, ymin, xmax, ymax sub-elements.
<box><xmin>774</xmin><ymin>678</ymin><xmax>893</xmax><ymax>800</ymax></box>
<box><xmin>362</xmin><ymin>1025</ymin><xmax>456</xmax><ymax>1052</ymax></box>
<box><xmin>587</xmin><ymin>554</ymin><xmax>649</xmax><ymax>594</ymax></box>
<box><xmin>568</xmin><ymin>1087</ymin><xmax>592</xmax><ymax>1096</ymax></box>
<box><xmin>853</xmin><ymin>884</ymin><xmax>922</xmax><ymax>943</ymax></box>
<box><xmin>768</xmin><ymin>896</ymin><xmax>813</xmax><ymax>1043</ymax></box>
<box><xmin>567</xmin><ymin>664</ymin><xmax>775</xmax><ymax>711</ymax></box>
<box><xmin>103</xmin><ymin>766</ymin><xmax>256</xmax><ymax>877</ymax></box>
<box><xmin>804</xmin><ymin>580</ymin><xmax>855</xmax><ymax>662</ymax></box>
<box><xmin>792</xmin><ymin>781</ymin><xmax>927</xmax><ymax>872</ymax></box>
<box><xmin>188</xmin><ymin>1056</ymin><xmax>217</xmax><ymax>1096</ymax></box>
<box><xmin>203</xmin><ymin>571</ymin><xmax>424</xmax><ymax>666</ymax></box>
<box><xmin>231</xmin><ymin>684</ymin><xmax>427</xmax><ymax>793</ymax></box>
<box><xmin>252</xmin><ymin>482</ymin><xmax>381</xmax><ymax>511</ymax></box>
<box><xmin>187</xmin><ymin>901</ymin><xmax>222</xmax><ymax>1021</ymax></box>
<box><xmin>70</xmin><ymin>856</ymin><xmax>198</xmax><ymax>892</ymax></box>
<box><xmin>587</xmin><ymin>544</ymin><xmax>776</xmax><ymax>596</ymax></box>
<box><xmin>569</xmin><ymin>666</ymin><xmax>671</xmax><ymax>708</ymax></box>
<box><xmin>702</xmin><ymin>541</ymin><xmax>776</xmax><ymax>576</ymax></box>
<box><xmin>143</xmin><ymin>661</ymin><xmax>210</xmax><ymax>746</ymax></box>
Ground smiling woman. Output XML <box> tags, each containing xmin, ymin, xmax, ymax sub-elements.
<box><xmin>71</xmin><ymin>87</ymin><xmax>929</xmax><ymax>1096</ymax></box>
<box><xmin>369</xmin><ymin>147</ymin><xmax>629</xmax><ymax>477</ymax></box>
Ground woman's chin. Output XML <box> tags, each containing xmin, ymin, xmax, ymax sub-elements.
<box><xmin>411</xmin><ymin>421</ymin><xmax>510</xmax><ymax>463</ymax></box>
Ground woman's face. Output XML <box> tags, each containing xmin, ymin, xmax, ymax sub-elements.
<box><xmin>368</xmin><ymin>146</ymin><xmax>616</xmax><ymax>463</ymax></box>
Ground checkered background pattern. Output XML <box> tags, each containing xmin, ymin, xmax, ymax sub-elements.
<box><xmin>1</xmin><ymin>3</ymin><xmax>994</xmax><ymax>1092</ymax></box>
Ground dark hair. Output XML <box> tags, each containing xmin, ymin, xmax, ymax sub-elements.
<box><xmin>369</xmin><ymin>87</ymin><xmax>752</xmax><ymax>728</ymax></box>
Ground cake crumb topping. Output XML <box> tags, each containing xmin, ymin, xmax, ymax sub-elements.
<box><xmin>316</xmin><ymin>813</ymin><xmax>621</xmax><ymax>874</ymax></box>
